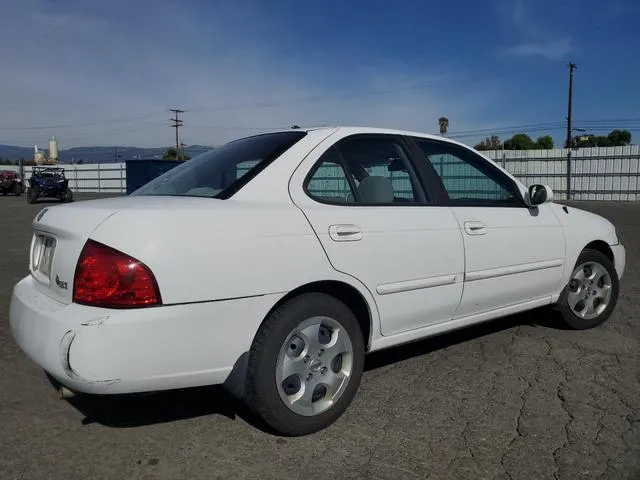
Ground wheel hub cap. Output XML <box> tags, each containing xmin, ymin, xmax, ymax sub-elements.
<box><xmin>309</xmin><ymin>358</ymin><xmax>322</xmax><ymax>373</ymax></box>
<box><xmin>275</xmin><ymin>316</ymin><xmax>354</xmax><ymax>417</ymax></box>
<box><xmin>567</xmin><ymin>261</ymin><xmax>612</xmax><ymax>320</ymax></box>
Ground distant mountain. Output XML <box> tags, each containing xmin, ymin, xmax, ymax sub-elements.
<box><xmin>0</xmin><ymin>145</ymin><xmax>33</xmax><ymax>161</ymax></box>
<box><xmin>0</xmin><ymin>144</ymin><xmax>213</xmax><ymax>164</ymax></box>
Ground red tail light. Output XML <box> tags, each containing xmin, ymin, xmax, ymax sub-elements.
<box><xmin>73</xmin><ymin>240</ymin><xmax>161</xmax><ymax>308</ymax></box>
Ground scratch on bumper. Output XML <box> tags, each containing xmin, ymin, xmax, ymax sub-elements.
<box><xmin>81</xmin><ymin>315</ymin><xmax>111</xmax><ymax>327</ymax></box>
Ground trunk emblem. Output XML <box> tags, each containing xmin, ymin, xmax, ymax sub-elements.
<box><xmin>55</xmin><ymin>275</ymin><xmax>68</xmax><ymax>290</ymax></box>
<box><xmin>36</xmin><ymin>208</ymin><xmax>48</xmax><ymax>222</ymax></box>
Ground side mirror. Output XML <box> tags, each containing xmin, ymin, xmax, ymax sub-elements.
<box><xmin>527</xmin><ymin>184</ymin><xmax>554</xmax><ymax>206</ymax></box>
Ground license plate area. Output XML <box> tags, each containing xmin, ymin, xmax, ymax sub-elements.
<box><xmin>31</xmin><ymin>233</ymin><xmax>57</xmax><ymax>283</ymax></box>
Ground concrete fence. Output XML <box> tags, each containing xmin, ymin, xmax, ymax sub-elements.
<box><xmin>3</xmin><ymin>144</ymin><xmax>640</xmax><ymax>201</ymax></box>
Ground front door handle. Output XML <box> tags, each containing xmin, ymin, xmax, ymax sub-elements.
<box><xmin>464</xmin><ymin>221</ymin><xmax>486</xmax><ymax>235</ymax></box>
<box><xmin>329</xmin><ymin>224</ymin><xmax>362</xmax><ymax>241</ymax></box>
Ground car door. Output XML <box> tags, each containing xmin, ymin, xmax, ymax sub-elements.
<box><xmin>288</xmin><ymin>132</ymin><xmax>465</xmax><ymax>336</ymax></box>
<box><xmin>409</xmin><ymin>136</ymin><xmax>566</xmax><ymax>318</ymax></box>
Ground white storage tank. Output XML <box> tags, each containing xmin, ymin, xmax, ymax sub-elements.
<box><xmin>48</xmin><ymin>136</ymin><xmax>58</xmax><ymax>162</ymax></box>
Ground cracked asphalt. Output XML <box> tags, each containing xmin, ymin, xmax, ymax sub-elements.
<box><xmin>0</xmin><ymin>195</ymin><xmax>638</xmax><ymax>480</ymax></box>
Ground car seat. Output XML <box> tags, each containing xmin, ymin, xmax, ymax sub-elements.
<box><xmin>357</xmin><ymin>176</ymin><xmax>394</xmax><ymax>203</ymax></box>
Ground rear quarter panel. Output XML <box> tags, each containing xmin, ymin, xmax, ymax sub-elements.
<box><xmin>88</xmin><ymin>201</ymin><xmax>354</xmax><ymax>305</ymax></box>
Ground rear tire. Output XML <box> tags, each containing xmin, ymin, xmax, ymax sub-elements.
<box><xmin>244</xmin><ymin>293</ymin><xmax>365</xmax><ymax>436</ymax></box>
<box><xmin>27</xmin><ymin>187</ymin><xmax>39</xmax><ymax>204</ymax></box>
<box><xmin>554</xmin><ymin>248</ymin><xmax>619</xmax><ymax>330</ymax></box>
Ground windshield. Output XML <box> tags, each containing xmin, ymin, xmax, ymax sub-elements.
<box><xmin>130</xmin><ymin>131</ymin><xmax>307</xmax><ymax>198</ymax></box>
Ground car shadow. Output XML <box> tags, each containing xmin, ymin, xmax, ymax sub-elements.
<box><xmin>61</xmin><ymin>307</ymin><xmax>567</xmax><ymax>431</ymax></box>
<box><xmin>27</xmin><ymin>199</ymin><xmax>67</xmax><ymax>205</ymax></box>
<box><xmin>65</xmin><ymin>383</ymin><xmax>262</xmax><ymax>429</ymax></box>
<box><xmin>364</xmin><ymin>306</ymin><xmax>571</xmax><ymax>371</ymax></box>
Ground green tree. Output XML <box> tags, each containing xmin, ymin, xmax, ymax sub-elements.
<box><xmin>474</xmin><ymin>135</ymin><xmax>502</xmax><ymax>151</ymax></box>
<box><xmin>163</xmin><ymin>147</ymin><xmax>190</xmax><ymax>161</ymax></box>
<box><xmin>504</xmin><ymin>133</ymin><xmax>536</xmax><ymax>150</ymax></box>
<box><xmin>595</xmin><ymin>136</ymin><xmax>613</xmax><ymax>147</ymax></box>
<box><xmin>575</xmin><ymin>129</ymin><xmax>632</xmax><ymax>148</ymax></box>
<box><xmin>535</xmin><ymin>135</ymin><xmax>554</xmax><ymax>149</ymax></box>
<box><xmin>607</xmin><ymin>129</ymin><xmax>632</xmax><ymax>146</ymax></box>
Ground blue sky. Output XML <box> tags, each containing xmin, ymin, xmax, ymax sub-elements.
<box><xmin>1</xmin><ymin>0</ymin><xmax>639</xmax><ymax>148</ymax></box>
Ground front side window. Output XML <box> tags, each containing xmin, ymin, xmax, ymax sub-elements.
<box><xmin>305</xmin><ymin>135</ymin><xmax>425</xmax><ymax>205</ymax></box>
<box><xmin>131</xmin><ymin>131</ymin><xmax>307</xmax><ymax>199</ymax></box>
<box><xmin>413</xmin><ymin>138</ymin><xmax>522</xmax><ymax>206</ymax></box>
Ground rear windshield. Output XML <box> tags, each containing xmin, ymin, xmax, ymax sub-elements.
<box><xmin>130</xmin><ymin>131</ymin><xmax>307</xmax><ymax>199</ymax></box>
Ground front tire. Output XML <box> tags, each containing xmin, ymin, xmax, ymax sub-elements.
<box><xmin>60</xmin><ymin>188</ymin><xmax>73</xmax><ymax>203</ymax></box>
<box><xmin>244</xmin><ymin>293</ymin><xmax>365</xmax><ymax>436</ymax></box>
<box><xmin>554</xmin><ymin>248</ymin><xmax>619</xmax><ymax>329</ymax></box>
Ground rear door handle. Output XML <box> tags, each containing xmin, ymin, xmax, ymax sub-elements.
<box><xmin>329</xmin><ymin>224</ymin><xmax>362</xmax><ymax>241</ymax></box>
<box><xmin>464</xmin><ymin>221</ymin><xmax>486</xmax><ymax>235</ymax></box>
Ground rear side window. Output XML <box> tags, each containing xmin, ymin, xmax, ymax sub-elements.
<box><xmin>306</xmin><ymin>147</ymin><xmax>356</xmax><ymax>203</ymax></box>
<box><xmin>131</xmin><ymin>131</ymin><xmax>307</xmax><ymax>199</ymax></box>
<box><xmin>304</xmin><ymin>135</ymin><xmax>426</xmax><ymax>205</ymax></box>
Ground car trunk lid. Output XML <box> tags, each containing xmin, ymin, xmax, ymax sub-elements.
<box><xmin>28</xmin><ymin>196</ymin><xmax>177</xmax><ymax>304</ymax></box>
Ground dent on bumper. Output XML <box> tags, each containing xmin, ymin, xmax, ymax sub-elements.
<box><xmin>10</xmin><ymin>275</ymin><xmax>282</xmax><ymax>395</ymax></box>
<box><xmin>60</xmin><ymin>330</ymin><xmax>121</xmax><ymax>387</ymax></box>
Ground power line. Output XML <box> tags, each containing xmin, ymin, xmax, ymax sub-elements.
<box><xmin>448</xmin><ymin>122</ymin><xmax>565</xmax><ymax>136</ymax></box>
<box><xmin>0</xmin><ymin>113</ymin><xmax>167</xmax><ymax>131</ymax></box>
<box><xmin>63</xmin><ymin>122</ymin><xmax>167</xmax><ymax>144</ymax></box>
<box><xmin>0</xmin><ymin>83</ymin><xmax>437</xmax><ymax>131</ymax></box>
<box><xmin>448</xmin><ymin>126</ymin><xmax>567</xmax><ymax>140</ymax></box>
<box><xmin>575</xmin><ymin>118</ymin><xmax>640</xmax><ymax>124</ymax></box>
<box><xmin>2</xmin><ymin>122</ymin><xmax>167</xmax><ymax>148</ymax></box>
<box><xmin>188</xmin><ymin>124</ymin><xmax>292</xmax><ymax>131</ymax></box>
<box><xmin>447</xmin><ymin>119</ymin><xmax>640</xmax><ymax>139</ymax></box>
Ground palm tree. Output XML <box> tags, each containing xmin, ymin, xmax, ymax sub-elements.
<box><xmin>438</xmin><ymin>117</ymin><xmax>449</xmax><ymax>135</ymax></box>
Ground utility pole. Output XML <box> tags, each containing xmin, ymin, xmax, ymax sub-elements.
<box><xmin>565</xmin><ymin>63</ymin><xmax>577</xmax><ymax>201</ymax></box>
<box><xmin>169</xmin><ymin>108</ymin><xmax>184</xmax><ymax>160</ymax></box>
<box><xmin>565</xmin><ymin>63</ymin><xmax>577</xmax><ymax>149</ymax></box>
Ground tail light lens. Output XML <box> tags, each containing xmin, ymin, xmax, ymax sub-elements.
<box><xmin>73</xmin><ymin>240</ymin><xmax>161</xmax><ymax>308</ymax></box>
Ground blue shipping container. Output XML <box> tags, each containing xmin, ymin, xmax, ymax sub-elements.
<box><xmin>125</xmin><ymin>160</ymin><xmax>182</xmax><ymax>195</ymax></box>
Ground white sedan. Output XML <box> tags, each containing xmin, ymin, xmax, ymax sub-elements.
<box><xmin>10</xmin><ymin>126</ymin><xmax>625</xmax><ymax>436</ymax></box>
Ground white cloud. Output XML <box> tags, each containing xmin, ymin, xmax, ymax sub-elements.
<box><xmin>507</xmin><ymin>38</ymin><xmax>575</xmax><ymax>60</ymax></box>
<box><xmin>499</xmin><ymin>0</ymin><xmax>577</xmax><ymax>60</ymax></box>
<box><xmin>0</xmin><ymin>0</ymin><xmax>499</xmax><ymax>148</ymax></box>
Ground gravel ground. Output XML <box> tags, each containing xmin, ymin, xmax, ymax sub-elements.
<box><xmin>0</xmin><ymin>194</ymin><xmax>638</xmax><ymax>480</ymax></box>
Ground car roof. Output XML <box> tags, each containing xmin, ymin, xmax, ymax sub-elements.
<box><xmin>288</xmin><ymin>126</ymin><xmax>472</xmax><ymax>149</ymax></box>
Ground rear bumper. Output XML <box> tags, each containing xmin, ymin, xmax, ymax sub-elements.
<box><xmin>611</xmin><ymin>243</ymin><xmax>626</xmax><ymax>280</ymax></box>
<box><xmin>10</xmin><ymin>275</ymin><xmax>281</xmax><ymax>395</ymax></box>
